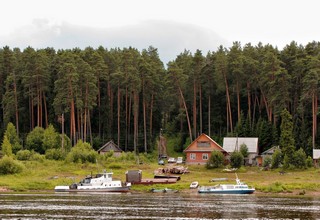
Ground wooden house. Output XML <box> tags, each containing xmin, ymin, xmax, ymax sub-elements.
<box><xmin>97</xmin><ymin>140</ymin><xmax>123</xmax><ymax>157</ymax></box>
<box><xmin>223</xmin><ymin>137</ymin><xmax>259</xmax><ymax>166</ymax></box>
<box><xmin>183</xmin><ymin>133</ymin><xmax>229</xmax><ymax>165</ymax></box>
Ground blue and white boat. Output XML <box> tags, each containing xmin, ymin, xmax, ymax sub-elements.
<box><xmin>198</xmin><ymin>174</ymin><xmax>255</xmax><ymax>194</ymax></box>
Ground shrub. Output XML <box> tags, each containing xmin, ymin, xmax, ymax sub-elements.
<box><xmin>45</xmin><ymin>148</ymin><xmax>66</xmax><ymax>160</ymax></box>
<box><xmin>16</xmin><ymin>150</ymin><xmax>33</xmax><ymax>161</ymax></box>
<box><xmin>1</xmin><ymin>135</ymin><xmax>13</xmax><ymax>157</ymax></box>
<box><xmin>263</xmin><ymin>156</ymin><xmax>272</xmax><ymax>168</ymax></box>
<box><xmin>43</xmin><ymin>124</ymin><xmax>61</xmax><ymax>150</ymax></box>
<box><xmin>230</xmin><ymin>151</ymin><xmax>244</xmax><ymax>168</ymax></box>
<box><xmin>240</xmin><ymin>144</ymin><xmax>248</xmax><ymax>158</ymax></box>
<box><xmin>306</xmin><ymin>156</ymin><xmax>313</xmax><ymax>168</ymax></box>
<box><xmin>25</xmin><ymin>126</ymin><xmax>45</xmax><ymax>154</ymax></box>
<box><xmin>0</xmin><ymin>156</ymin><xmax>24</xmax><ymax>175</ymax></box>
<box><xmin>271</xmin><ymin>149</ymin><xmax>282</xmax><ymax>169</ymax></box>
<box><xmin>66</xmin><ymin>140</ymin><xmax>98</xmax><ymax>163</ymax></box>
<box><xmin>206</xmin><ymin>151</ymin><xmax>224</xmax><ymax>169</ymax></box>
<box><xmin>292</xmin><ymin>148</ymin><xmax>307</xmax><ymax>169</ymax></box>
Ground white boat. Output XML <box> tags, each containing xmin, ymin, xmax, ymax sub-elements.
<box><xmin>198</xmin><ymin>174</ymin><xmax>255</xmax><ymax>194</ymax></box>
<box><xmin>190</xmin><ymin>181</ymin><xmax>199</xmax><ymax>189</ymax></box>
<box><xmin>55</xmin><ymin>170</ymin><xmax>131</xmax><ymax>193</ymax></box>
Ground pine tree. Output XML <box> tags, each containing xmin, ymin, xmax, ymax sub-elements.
<box><xmin>279</xmin><ymin>109</ymin><xmax>295</xmax><ymax>164</ymax></box>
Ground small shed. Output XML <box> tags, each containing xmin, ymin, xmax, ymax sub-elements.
<box><xmin>223</xmin><ymin>137</ymin><xmax>259</xmax><ymax>166</ymax></box>
<box><xmin>313</xmin><ymin>149</ymin><xmax>320</xmax><ymax>166</ymax></box>
<box><xmin>97</xmin><ymin>140</ymin><xmax>123</xmax><ymax>157</ymax></box>
<box><xmin>260</xmin><ymin>146</ymin><xmax>280</xmax><ymax>166</ymax></box>
<box><xmin>184</xmin><ymin>133</ymin><xmax>229</xmax><ymax>165</ymax></box>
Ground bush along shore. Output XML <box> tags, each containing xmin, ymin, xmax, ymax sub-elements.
<box><xmin>1</xmin><ymin>156</ymin><xmax>320</xmax><ymax>197</ymax></box>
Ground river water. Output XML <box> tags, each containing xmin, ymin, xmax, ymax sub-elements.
<box><xmin>0</xmin><ymin>192</ymin><xmax>319</xmax><ymax>219</ymax></box>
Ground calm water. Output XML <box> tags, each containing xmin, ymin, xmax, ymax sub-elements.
<box><xmin>0</xmin><ymin>192</ymin><xmax>320</xmax><ymax>219</ymax></box>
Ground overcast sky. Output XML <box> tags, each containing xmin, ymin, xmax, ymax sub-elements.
<box><xmin>1</xmin><ymin>0</ymin><xmax>319</xmax><ymax>64</ymax></box>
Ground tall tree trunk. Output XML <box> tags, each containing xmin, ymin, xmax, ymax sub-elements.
<box><xmin>149</xmin><ymin>94</ymin><xmax>154</xmax><ymax>139</ymax></box>
<box><xmin>193</xmin><ymin>81</ymin><xmax>197</xmax><ymax>138</ymax></box>
<box><xmin>247</xmin><ymin>82</ymin><xmax>251</xmax><ymax>127</ymax></box>
<box><xmin>133</xmin><ymin>91</ymin><xmax>139</xmax><ymax>155</ymax></box>
<box><xmin>43</xmin><ymin>91</ymin><xmax>48</xmax><ymax>128</ymax></box>
<box><xmin>224</xmin><ymin>73</ymin><xmax>233</xmax><ymax>133</ymax></box>
<box><xmin>199</xmin><ymin>84</ymin><xmax>202</xmax><ymax>135</ymax></box>
<box><xmin>179</xmin><ymin>87</ymin><xmax>192</xmax><ymax>142</ymax></box>
<box><xmin>117</xmin><ymin>86</ymin><xmax>121</xmax><ymax>148</ymax></box>
<box><xmin>208</xmin><ymin>95</ymin><xmax>211</xmax><ymax>137</ymax></box>
<box><xmin>143</xmin><ymin>96</ymin><xmax>147</xmax><ymax>152</ymax></box>
<box><xmin>237</xmin><ymin>81</ymin><xmax>241</xmax><ymax>123</ymax></box>
<box><xmin>13</xmin><ymin>74</ymin><xmax>19</xmax><ymax>136</ymax></box>
<box><xmin>125</xmin><ymin>87</ymin><xmax>128</xmax><ymax>151</ymax></box>
<box><xmin>98</xmin><ymin>80</ymin><xmax>101</xmax><ymax>137</ymax></box>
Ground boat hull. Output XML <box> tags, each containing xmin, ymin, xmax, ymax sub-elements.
<box><xmin>198</xmin><ymin>189</ymin><xmax>255</xmax><ymax>194</ymax></box>
<box><xmin>55</xmin><ymin>186</ymin><xmax>130</xmax><ymax>193</ymax></box>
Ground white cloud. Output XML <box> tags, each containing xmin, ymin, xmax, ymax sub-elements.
<box><xmin>1</xmin><ymin>19</ymin><xmax>228</xmax><ymax>64</ymax></box>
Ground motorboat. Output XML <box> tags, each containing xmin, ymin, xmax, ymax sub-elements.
<box><xmin>198</xmin><ymin>174</ymin><xmax>255</xmax><ymax>194</ymax></box>
<box><xmin>190</xmin><ymin>181</ymin><xmax>199</xmax><ymax>189</ymax></box>
<box><xmin>54</xmin><ymin>170</ymin><xmax>130</xmax><ymax>193</ymax></box>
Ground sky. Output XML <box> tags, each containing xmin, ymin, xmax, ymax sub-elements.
<box><xmin>0</xmin><ymin>0</ymin><xmax>319</xmax><ymax>64</ymax></box>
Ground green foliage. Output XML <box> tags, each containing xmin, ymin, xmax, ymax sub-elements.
<box><xmin>239</xmin><ymin>144</ymin><xmax>248</xmax><ymax>158</ymax></box>
<box><xmin>4</xmin><ymin>122</ymin><xmax>22</xmax><ymax>154</ymax></box>
<box><xmin>206</xmin><ymin>150</ymin><xmax>224</xmax><ymax>169</ymax></box>
<box><xmin>271</xmin><ymin>149</ymin><xmax>282</xmax><ymax>169</ymax></box>
<box><xmin>262</xmin><ymin>156</ymin><xmax>272</xmax><ymax>168</ymax></box>
<box><xmin>0</xmin><ymin>156</ymin><xmax>24</xmax><ymax>175</ymax></box>
<box><xmin>43</xmin><ymin>124</ymin><xmax>60</xmax><ymax>150</ymax></box>
<box><xmin>16</xmin><ymin>150</ymin><xmax>33</xmax><ymax>160</ymax></box>
<box><xmin>280</xmin><ymin>109</ymin><xmax>295</xmax><ymax>163</ymax></box>
<box><xmin>26</xmin><ymin>126</ymin><xmax>45</xmax><ymax>154</ymax></box>
<box><xmin>230</xmin><ymin>151</ymin><xmax>244</xmax><ymax>168</ymax></box>
<box><xmin>45</xmin><ymin>149</ymin><xmax>66</xmax><ymax>161</ymax></box>
<box><xmin>66</xmin><ymin>140</ymin><xmax>98</xmax><ymax>163</ymax></box>
<box><xmin>1</xmin><ymin>135</ymin><xmax>13</xmax><ymax>157</ymax></box>
<box><xmin>306</xmin><ymin>156</ymin><xmax>313</xmax><ymax>168</ymax></box>
<box><xmin>292</xmin><ymin>148</ymin><xmax>307</xmax><ymax>169</ymax></box>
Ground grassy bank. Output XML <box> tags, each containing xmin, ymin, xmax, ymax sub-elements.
<box><xmin>1</xmin><ymin>159</ymin><xmax>320</xmax><ymax>196</ymax></box>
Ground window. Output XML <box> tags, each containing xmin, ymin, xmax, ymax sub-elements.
<box><xmin>197</xmin><ymin>141</ymin><xmax>210</xmax><ymax>147</ymax></box>
<box><xmin>190</xmin><ymin>153</ymin><xmax>196</xmax><ymax>160</ymax></box>
<box><xmin>202</xmin><ymin>153</ymin><xmax>209</xmax><ymax>160</ymax></box>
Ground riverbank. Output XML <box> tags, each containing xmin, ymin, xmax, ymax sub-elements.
<box><xmin>0</xmin><ymin>160</ymin><xmax>320</xmax><ymax>196</ymax></box>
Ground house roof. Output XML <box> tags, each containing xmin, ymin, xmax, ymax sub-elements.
<box><xmin>261</xmin><ymin>146</ymin><xmax>280</xmax><ymax>155</ymax></box>
<box><xmin>223</xmin><ymin>137</ymin><xmax>259</xmax><ymax>154</ymax></box>
<box><xmin>97</xmin><ymin>140</ymin><xmax>123</xmax><ymax>153</ymax></box>
<box><xmin>313</xmin><ymin>149</ymin><xmax>320</xmax><ymax>159</ymax></box>
<box><xmin>183</xmin><ymin>133</ymin><xmax>228</xmax><ymax>154</ymax></box>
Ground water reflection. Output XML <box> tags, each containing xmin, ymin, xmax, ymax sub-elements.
<box><xmin>0</xmin><ymin>192</ymin><xmax>319</xmax><ymax>219</ymax></box>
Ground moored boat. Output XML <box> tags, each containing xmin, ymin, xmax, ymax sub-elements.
<box><xmin>54</xmin><ymin>170</ymin><xmax>130</xmax><ymax>193</ymax></box>
<box><xmin>190</xmin><ymin>181</ymin><xmax>199</xmax><ymax>189</ymax></box>
<box><xmin>198</xmin><ymin>174</ymin><xmax>255</xmax><ymax>194</ymax></box>
<box><xmin>150</xmin><ymin>188</ymin><xmax>179</xmax><ymax>193</ymax></box>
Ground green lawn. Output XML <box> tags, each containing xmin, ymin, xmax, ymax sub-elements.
<box><xmin>1</xmin><ymin>159</ymin><xmax>320</xmax><ymax>196</ymax></box>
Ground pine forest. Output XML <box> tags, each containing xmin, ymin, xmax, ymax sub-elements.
<box><xmin>0</xmin><ymin>41</ymin><xmax>319</xmax><ymax>157</ymax></box>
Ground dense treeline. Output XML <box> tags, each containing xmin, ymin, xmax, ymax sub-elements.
<box><xmin>0</xmin><ymin>41</ymin><xmax>319</xmax><ymax>156</ymax></box>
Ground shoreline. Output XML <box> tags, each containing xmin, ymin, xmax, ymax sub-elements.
<box><xmin>1</xmin><ymin>187</ymin><xmax>320</xmax><ymax>198</ymax></box>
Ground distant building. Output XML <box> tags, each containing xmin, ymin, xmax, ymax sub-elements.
<box><xmin>97</xmin><ymin>140</ymin><xmax>123</xmax><ymax>157</ymax></box>
<box><xmin>184</xmin><ymin>133</ymin><xmax>229</xmax><ymax>165</ymax></box>
<box><xmin>223</xmin><ymin>137</ymin><xmax>259</xmax><ymax>166</ymax></box>
<box><xmin>313</xmin><ymin>149</ymin><xmax>320</xmax><ymax>166</ymax></box>
<box><xmin>258</xmin><ymin>146</ymin><xmax>280</xmax><ymax>166</ymax></box>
